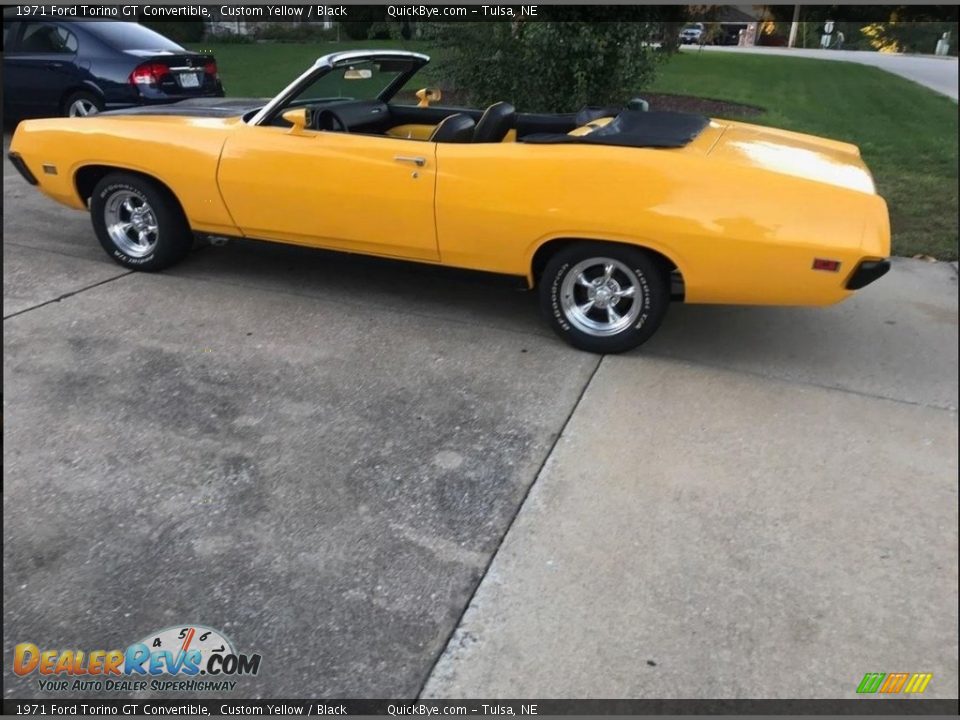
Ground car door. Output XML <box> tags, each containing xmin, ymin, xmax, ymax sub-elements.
<box><xmin>3</xmin><ymin>21</ymin><xmax>81</xmax><ymax>117</ymax></box>
<box><xmin>217</xmin><ymin>123</ymin><xmax>439</xmax><ymax>261</ymax></box>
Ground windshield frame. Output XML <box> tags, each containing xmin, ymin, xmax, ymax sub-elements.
<box><xmin>249</xmin><ymin>50</ymin><xmax>429</xmax><ymax>127</ymax></box>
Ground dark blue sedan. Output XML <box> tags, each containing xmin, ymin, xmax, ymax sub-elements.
<box><xmin>2</xmin><ymin>19</ymin><xmax>224</xmax><ymax>119</ymax></box>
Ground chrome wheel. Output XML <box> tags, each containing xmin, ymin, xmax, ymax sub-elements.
<box><xmin>68</xmin><ymin>98</ymin><xmax>99</xmax><ymax>117</ymax></box>
<box><xmin>104</xmin><ymin>191</ymin><xmax>159</xmax><ymax>258</ymax></box>
<box><xmin>560</xmin><ymin>257</ymin><xmax>644</xmax><ymax>337</ymax></box>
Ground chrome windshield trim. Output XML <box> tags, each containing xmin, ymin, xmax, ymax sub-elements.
<box><xmin>248</xmin><ymin>50</ymin><xmax>430</xmax><ymax>127</ymax></box>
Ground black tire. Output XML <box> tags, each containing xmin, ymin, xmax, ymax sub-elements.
<box><xmin>90</xmin><ymin>172</ymin><xmax>193</xmax><ymax>271</ymax></box>
<box><xmin>63</xmin><ymin>90</ymin><xmax>104</xmax><ymax>118</ymax></box>
<box><xmin>539</xmin><ymin>242</ymin><xmax>670</xmax><ymax>354</ymax></box>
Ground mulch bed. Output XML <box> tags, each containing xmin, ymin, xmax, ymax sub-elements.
<box><xmin>640</xmin><ymin>93</ymin><xmax>763</xmax><ymax>117</ymax></box>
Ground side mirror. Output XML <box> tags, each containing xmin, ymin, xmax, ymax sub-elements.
<box><xmin>282</xmin><ymin>108</ymin><xmax>308</xmax><ymax>135</ymax></box>
<box><xmin>416</xmin><ymin>88</ymin><xmax>442</xmax><ymax>108</ymax></box>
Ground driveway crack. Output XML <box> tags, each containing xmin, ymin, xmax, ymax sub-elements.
<box><xmin>414</xmin><ymin>353</ymin><xmax>606</xmax><ymax>699</ymax></box>
<box><xmin>3</xmin><ymin>271</ymin><xmax>132</xmax><ymax>320</ymax></box>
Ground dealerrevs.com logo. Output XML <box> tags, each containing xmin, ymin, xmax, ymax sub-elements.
<box><xmin>13</xmin><ymin>625</ymin><xmax>261</xmax><ymax>693</ymax></box>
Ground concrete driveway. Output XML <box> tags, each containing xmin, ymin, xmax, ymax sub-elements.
<box><xmin>684</xmin><ymin>45</ymin><xmax>959</xmax><ymax>100</ymax></box>
<box><xmin>3</xmin><ymin>139</ymin><xmax>957</xmax><ymax>700</ymax></box>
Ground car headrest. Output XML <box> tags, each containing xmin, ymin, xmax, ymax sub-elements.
<box><xmin>474</xmin><ymin>101</ymin><xmax>517</xmax><ymax>143</ymax></box>
<box><xmin>429</xmin><ymin>113</ymin><xmax>476</xmax><ymax>143</ymax></box>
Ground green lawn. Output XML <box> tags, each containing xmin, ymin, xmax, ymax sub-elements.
<box><xmin>193</xmin><ymin>42</ymin><xmax>958</xmax><ymax>259</ymax></box>
<box><xmin>188</xmin><ymin>40</ymin><xmax>444</xmax><ymax>97</ymax></box>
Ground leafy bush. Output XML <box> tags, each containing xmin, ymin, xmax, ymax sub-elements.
<box><xmin>424</xmin><ymin>17</ymin><xmax>679</xmax><ymax>112</ymax></box>
<box><xmin>340</xmin><ymin>22</ymin><xmax>373</xmax><ymax>40</ymax></box>
<box><xmin>141</xmin><ymin>20</ymin><xmax>204</xmax><ymax>43</ymax></box>
<box><xmin>253</xmin><ymin>23</ymin><xmax>338</xmax><ymax>43</ymax></box>
<box><xmin>860</xmin><ymin>21</ymin><xmax>958</xmax><ymax>54</ymax></box>
<box><xmin>204</xmin><ymin>29</ymin><xmax>254</xmax><ymax>44</ymax></box>
<box><xmin>340</xmin><ymin>10</ymin><xmax>390</xmax><ymax>40</ymax></box>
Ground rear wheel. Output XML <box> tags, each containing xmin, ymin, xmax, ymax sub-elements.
<box><xmin>63</xmin><ymin>90</ymin><xmax>103</xmax><ymax>117</ymax></box>
<box><xmin>539</xmin><ymin>242</ymin><xmax>670</xmax><ymax>354</ymax></box>
<box><xmin>90</xmin><ymin>173</ymin><xmax>193</xmax><ymax>271</ymax></box>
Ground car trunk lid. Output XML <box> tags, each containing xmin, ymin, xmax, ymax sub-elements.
<box><xmin>704</xmin><ymin>119</ymin><xmax>876</xmax><ymax>194</ymax></box>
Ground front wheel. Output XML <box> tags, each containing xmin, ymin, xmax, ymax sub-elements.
<box><xmin>90</xmin><ymin>172</ymin><xmax>193</xmax><ymax>271</ymax></box>
<box><xmin>539</xmin><ymin>243</ymin><xmax>670</xmax><ymax>354</ymax></box>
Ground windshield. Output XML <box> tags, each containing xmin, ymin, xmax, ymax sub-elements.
<box><xmin>87</xmin><ymin>21</ymin><xmax>183</xmax><ymax>51</ymax></box>
<box><xmin>286</xmin><ymin>59</ymin><xmax>415</xmax><ymax>105</ymax></box>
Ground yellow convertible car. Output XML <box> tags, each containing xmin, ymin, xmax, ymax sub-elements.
<box><xmin>9</xmin><ymin>49</ymin><xmax>890</xmax><ymax>353</ymax></box>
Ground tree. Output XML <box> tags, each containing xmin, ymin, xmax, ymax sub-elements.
<box><xmin>424</xmin><ymin>16</ymin><xmax>682</xmax><ymax>112</ymax></box>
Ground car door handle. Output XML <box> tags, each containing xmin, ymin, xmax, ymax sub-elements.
<box><xmin>394</xmin><ymin>155</ymin><xmax>426</xmax><ymax>167</ymax></box>
<box><xmin>44</xmin><ymin>61</ymin><xmax>65</xmax><ymax>68</ymax></box>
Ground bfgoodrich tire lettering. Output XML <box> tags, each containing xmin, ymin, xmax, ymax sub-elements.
<box><xmin>539</xmin><ymin>242</ymin><xmax>670</xmax><ymax>353</ymax></box>
<box><xmin>90</xmin><ymin>172</ymin><xmax>193</xmax><ymax>272</ymax></box>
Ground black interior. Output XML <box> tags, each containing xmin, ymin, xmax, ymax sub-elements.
<box><xmin>473</xmin><ymin>102</ymin><xmax>517</xmax><ymax>143</ymax></box>
<box><xmin>521</xmin><ymin>110</ymin><xmax>710</xmax><ymax>149</ymax></box>
<box><xmin>278</xmin><ymin>99</ymin><xmax>708</xmax><ymax>149</ymax></box>
<box><xmin>428</xmin><ymin>113</ymin><xmax>476</xmax><ymax>143</ymax></box>
<box><xmin>278</xmin><ymin>99</ymin><xmax>603</xmax><ymax>141</ymax></box>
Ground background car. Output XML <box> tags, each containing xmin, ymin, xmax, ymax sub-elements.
<box><xmin>2</xmin><ymin>18</ymin><xmax>223</xmax><ymax>119</ymax></box>
<box><xmin>679</xmin><ymin>23</ymin><xmax>705</xmax><ymax>44</ymax></box>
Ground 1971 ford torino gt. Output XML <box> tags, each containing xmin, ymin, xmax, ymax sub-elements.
<box><xmin>8</xmin><ymin>49</ymin><xmax>890</xmax><ymax>353</ymax></box>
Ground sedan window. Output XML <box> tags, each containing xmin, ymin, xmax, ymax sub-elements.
<box><xmin>19</xmin><ymin>23</ymin><xmax>78</xmax><ymax>54</ymax></box>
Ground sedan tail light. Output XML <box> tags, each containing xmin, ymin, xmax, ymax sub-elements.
<box><xmin>204</xmin><ymin>59</ymin><xmax>219</xmax><ymax>80</ymax></box>
<box><xmin>129</xmin><ymin>62</ymin><xmax>170</xmax><ymax>86</ymax></box>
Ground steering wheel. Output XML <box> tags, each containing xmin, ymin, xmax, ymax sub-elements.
<box><xmin>314</xmin><ymin>108</ymin><xmax>349</xmax><ymax>133</ymax></box>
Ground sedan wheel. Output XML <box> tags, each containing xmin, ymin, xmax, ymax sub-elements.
<box><xmin>68</xmin><ymin>97</ymin><xmax>100</xmax><ymax>117</ymax></box>
<box><xmin>540</xmin><ymin>242</ymin><xmax>670</xmax><ymax>354</ymax></box>
<box><xmin>63</xmin><ymin>91</ymin><xmax>104</xmax><ymax>118</ymax></box>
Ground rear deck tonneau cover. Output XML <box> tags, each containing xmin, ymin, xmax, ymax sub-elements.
<box><xmin>521</xmin><ymin>110</ymin><xmax>710</xmax><ymax>149</ymax></box>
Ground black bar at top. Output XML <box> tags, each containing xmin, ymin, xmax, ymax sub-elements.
<box><xmin>2</xmin><ymin>4</ymin><xmax>958</xmax><ymax>21</ymax></box>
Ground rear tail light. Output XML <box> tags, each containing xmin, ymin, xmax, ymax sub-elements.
<box><xmin>204</xmin><ymin>59</ymin><xmax>219</xmax><ymax>80</ymax></box>
<box><xmin>129</xmin><ymin>62</ymin><xmax>170</xmax><ymax>86</ymax></box>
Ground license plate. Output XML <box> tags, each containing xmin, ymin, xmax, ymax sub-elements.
<box><xmin>177</xmin><ymin>72</ymin><xmax>201</xmax><ymax>89</ymax></box>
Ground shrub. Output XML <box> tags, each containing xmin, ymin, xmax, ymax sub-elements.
<box><xmin>340</xmin><ymin>22</ymin><xmax>373</xmax><ymax>40</ymax></box>
<box><xmin>253</xmin><ymin>23</ymin><xmax>338</xmax><ymax>42</ymax></box>
<box><xmin>424</xmin><ymin>17</ymin><xmax>678</xmax><ymax>112</ymax></box>
<box><xmin>141</xmin><ymin>20</ymin><xmax>204</xmax><ymax>43</ymax></box>
<box><xmin>204</xmin><ymin>29</ymin><xmax>254</xmax><ymax>44</ymax></box>
<box><xmin>340</xmin><ymin>10</ymin><xmax>390</xmax><ymax>40</ymax></box>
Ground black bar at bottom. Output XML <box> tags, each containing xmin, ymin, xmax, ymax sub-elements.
<box><xmin>3</xmin><ymin>699</ymin><xmax>959</xmax><ymax>715</ymax></box>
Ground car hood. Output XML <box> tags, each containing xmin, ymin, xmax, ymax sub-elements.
<box><xmin>101</xmin><ymin>98</ymin><xmax>268</xmax><ymax>119</ymax></box>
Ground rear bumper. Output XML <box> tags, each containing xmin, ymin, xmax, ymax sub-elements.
<box><xmin>846</xmin><ymin>259</ymin><xmax>891</xmax><ymax>290</ymax></box>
